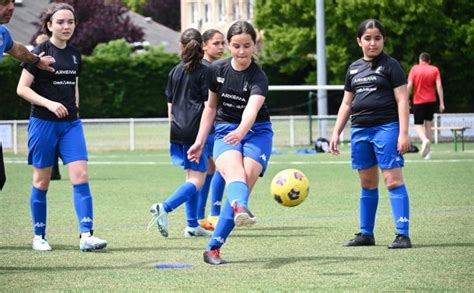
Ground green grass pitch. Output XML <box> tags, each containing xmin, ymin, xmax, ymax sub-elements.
<box><xmin>1</xmin><ymin>143</ymin><xmax>473</xmax><ymax>291</ymax></box>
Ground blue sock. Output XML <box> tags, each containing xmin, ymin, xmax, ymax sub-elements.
<box><xmin>389</xmin><ymin>184</ymin><xmax>410</xmax><ymax>237</ymax></box>
<box><xmin>359</xmin><ymin>188</ymin><xmax>379</xmax><ymax>236</ymax></box>
<box><xmin>207</xmin><ymin>199</ymin><xmax>235</xmax><ymax>250</ymax></box>
<box><xmin>226</xmin><ymin>181</ymin><xmax>249</xmax><ymax>207</ymax></box>
<box><xmin>184</xmin><ymin>183</ymin><xmax>200</xmax><ymax>228</ymax></box>
<box><xmin>210</xmin><ymin>171</ymin><xmax>225</xmax><ymax>216</ymax></box>
<box><xmin>163</xmin><ymin>181</ymin><xmax>197</xmax><ymax>212</ymax></box>
<box><xmin>73</xmin><ymin>183</ymin><xmax>94</xmax><ymax>233</ymax></box>
<box><xmin>197</xmin><ymin>174</ymin><xmax>213</xmax><ymax>220</ymax></box>
<box><xmin>30</xmin><ymin>186</ymin><xmax>47</xmax><ymax>236</ymax></box>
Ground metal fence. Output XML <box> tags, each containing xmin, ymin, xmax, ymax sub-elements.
<box><xmin>1</xmin><ymin>113</ymin><xmax>473</xmax><ymax>154</ymax></box>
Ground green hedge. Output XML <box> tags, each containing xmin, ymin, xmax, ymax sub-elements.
<box><xmin>0</xmin><ymin>49</ymin><xmax>179</xmax><ymax>119</ymax></box>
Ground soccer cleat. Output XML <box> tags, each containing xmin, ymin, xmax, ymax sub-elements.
<box><xmin>343</xmin><ymin>232</ymin><xmax>375</xmax><ymax>247</ymax></box>
<box><xmin>80</xmin><ymin>235</ymin><xmax>107</xmax><ymax>252</ymax></box>
<box><xmin>424</xmin><ymin>151</ymin><xmax>432</xmax><ymax>160</ymax></box>
<box><xmin>148</xmin><ymin>203</ymin><xmax>169</xmax><ymax>237</ymax></box>
<box><xmin>232</xmin><ymin>203</ymin><xmax>256</xmax><ymax>227</ymax></box>
<box><xmin>388</xmin><ymin>234</ymin><xmax>412</xmax><ymax>249</ymax></box>
<box><xmin>203</xmin><ymin>248</ymin><xmax>225</xmax><ymax>265</ymax></box>
<box><xmin>198</xmin><ymin>218</ymin><xmax>214</xmax><ymax>231</ymax></box>
<box><xmin>184</xmin><ymin>226</ymin><xmax>213</xmax><ymax>238</ymax></box>
<box><xmin>420</xmin><ymin>139</ymin><xmax>431</xmax><ymax>157</ymax></box>
<box><xmin>207</xmin><ymin>215</ymin><xmax>219</xmax><ymax>230</ymax></box>
<box><xmin>32</xmin><ymin>236</ymin><xmax>52</xmax><ymax>251</ymax></box>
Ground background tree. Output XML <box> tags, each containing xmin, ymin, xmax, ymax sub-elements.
<box><xmin>32</xmin><ymin>0</ymin><xmax>144</xmax><ymax>55</ymax></box>
<box><xmin>142</xmin><ymin>0</ymin><xmax>181</xmax><ymax>31</ymax></box>
<box><xmin>254</xmin><ymin>0</ymin><xmax>474</xmax><ymax>113</ymax></box>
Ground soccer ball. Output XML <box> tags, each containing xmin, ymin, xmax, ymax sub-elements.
<box><xmin>270</xmin><ymin>169</ymin><xmax>309</xmax><ymax>207</ymax></box>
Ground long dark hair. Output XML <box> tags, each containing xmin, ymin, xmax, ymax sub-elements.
<box><xmin>202</xmin><ymin>29</ymin><xmax>223</xmax><ymax>44</ymax></box>
<box><xmin>41</xmin><ymin>3</ymin><xmax>77</xmax><ymax>37</ymax></box>
<box><xmin>226</xmin><ymin>20</ymin><xmax>257</xmax><ymax>44</ymax></box>
<box><xmin>357</xmin><ymin>19</ymin><xmax>386</xmax><ymax>69</ymax></box>
<box><xmin>180</xmin><ymin>28</ymin><xmax>204</xmax><ymax>72</ymax></box>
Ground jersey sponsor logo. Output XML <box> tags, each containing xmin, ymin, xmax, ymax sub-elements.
<box><xmin>350</xmin><ymin>69</ymin><xmax>358</xmax><ymax>74</ymax></box>
<box><xmin>217</xmin><ymin>77</ymin><xmax>225</xmax><ymax>83</ymax></box>
<box><xmin>55</xmin><ymin>70</ymin><xmax>77</xmax><ymax>75</ymax></box>
<box><xmin>221</xmin><ymin>92</ymin><xmax>246</xmax><ymax>102</ymax></box>
<box><xmin>355</xmin><ymin>87</ymin><xmax>377</xmax><ymax>93</ymax></box>
<box><xmin>34</xmin><ymin>222</ymin><xmax>46</xmax><ymax>228</ymax></box>
<box><xmin>353</xmin><ymin>76</ymin><xmax>377</xmax><ymax>83</ymax></box>
<box><xmin>80</xmin><ymin>217</ymin><xmax>93</xmax><ymax>223</ymax></box>
<box><xmin>396</xmin><ymin>217</ymin><xmax>409</xmax><ymax>223</ymax></box>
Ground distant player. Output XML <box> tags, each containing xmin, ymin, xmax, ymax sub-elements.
<box><xmin>407</xmin><ymin>52</ymin><xmax>445</xmax><ymax>159</ymax></box>
<box><xmin>0</xmin><ymin>0</ymin><xmax>55</xmax><ymax>191</ymax></box>
<box><xmin>329</xmin><ymin>19</ymin><xmax>412</xmax><ymax>249</ymax></box>
<box><xmin>16</xmin><ymin>3</ymin><xmax>107</xmax><ymax>252</ymax></box>
<box><xmin>197</xmin><ymin>29</ymin><xmax>226</xmax><ymax>231</ymax></box>
<box><xmin>148</xmin><ymin>28</ymin><xmax>212</xmax><ymax>238</ymax></box>
<box><xmin>188</xmin><ymin>20</ymin><xmax>274</xmax><ymax>265</ymax></box>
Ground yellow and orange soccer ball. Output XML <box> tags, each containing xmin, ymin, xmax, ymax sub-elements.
<box><xmin>270</xmin><ymin>169</ymin><xmax>309</xmax><ymax>207</ymax></box>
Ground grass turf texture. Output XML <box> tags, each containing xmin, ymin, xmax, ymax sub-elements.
<box><xmin>1</xmin><ymin>143</ymin><xmax>473</xmax><ymax>291</ymax></box>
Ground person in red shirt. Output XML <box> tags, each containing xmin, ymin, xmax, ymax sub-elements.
<box><xmin>407</xmin><ymin>52</ymin><xmax>445</xmax><ymax>159</ymax></box>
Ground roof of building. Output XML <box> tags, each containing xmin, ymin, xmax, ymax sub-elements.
<box><xmin>5</xmin><ymin>0</ymin><xmax>180</xmax><ymax>54</ymax></box>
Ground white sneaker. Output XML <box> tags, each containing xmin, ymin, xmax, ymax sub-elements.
<box><xmin>148</xmin><ymin>203</ymin><xmax>169</xmax><ymax>237</ymax></box>
<box><xmin>420</xmin><ymin>140</ymin><xmax>431</xmax><ymax>157</ymax></box>
<box><xmin>32</xmin><ymin>236</ymin><xmax>52</xmax><ymax>251</ymax></box>
<box><xmin>184</xmin><ymin>226</ymin><xmax>213</xmax><ymax>238</ymax></box>
<box><xmin>424</xmin><ymin>152</ymin><xmax>432</xmax><ymax>160</ymax></box>
<box><xmin>80</xmin><ymin>235</ymin><xmax>107</xmax><ymax>252</ymax></box>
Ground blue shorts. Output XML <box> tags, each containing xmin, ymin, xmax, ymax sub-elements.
<box><xmin>213</xmin><ymin>122</ymin><xmax>273</xmax><ymax>176</ymax></box>
<box><xmin>28</xmin><ymin>117</ymin><xmax>88</xmax><ymax>168</ymax></box>
<box><xmin>170</xmin><ymin>143</ymin><xmax>208</xmax><ymax>172</ymax></box>
<box><xmin>351</xmin><ymin>122</ymin><xmax>404</xmax><ymax>170</ymax></box>
<box><xmin>205</xmin><ymin>133</ymin><xmax>215</xmax><ymax>158</ymax></box>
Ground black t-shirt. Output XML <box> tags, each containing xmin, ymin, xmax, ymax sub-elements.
<box><xmin>209</xmin><ymin>58</ymin><xmax>270</xmax><ymax>123</ymax></box>
<box><xmin>344</xmin><ymin>53</ymin><xmax>407</xmax><ymax>127</ymax></box>
<box><xmin>23</xmin><ymin>41</ymin><xmax>81</xmax><ymax>121</ymax></box>
<box><xmin>165</xmin><ymin>62</ymin><xmax>209</xmax><ymax>145</ymax></box>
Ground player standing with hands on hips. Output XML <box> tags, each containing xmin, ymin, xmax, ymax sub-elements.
<box><xmin>16</xmin><ymin>2</ymin><xmax>107</xmax><ymax>252</ymax></box>
<box><xmin>188</xmin><ymin>20</ymin><xmax>274</xmax><ymax>265</ymax></box>
<box><xmin>0</xmin><ymin>0</ymin><xmax>55</xmax><ymax>191</ymax></box>
<box><xmin>329</xmin><ymin>19</ymin><xmax>412</xmax><ymax>249</ymax></box>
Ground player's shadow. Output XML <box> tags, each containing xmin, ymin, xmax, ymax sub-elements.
<box><xmin>245</xmin><ymin>226</ymin><xmax>325</xmax><ymax>231</ymax></box>
<box><xmin>0</xmin><ymin>260</ymin><xmax>159</xmax><ymax>273</ymax></box>
<box><xmin>230</xmin><ymin>255</ymin><xmax>380</xmax><ymax>269</ymax></box>
<box><xmin>231</xmin><ymin>225</ymin><xmax>326</xmax><ymax>238</ymax></box>
<box><xmin>411</xmin><ymin>242</ymin><xmax>474</xmax><ymax>248</ymax></box>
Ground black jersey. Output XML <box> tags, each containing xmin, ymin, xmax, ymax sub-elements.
<box><xmin>209</xmin><ymin>58</ymin><xmax>270</xmax><ymax>123</ymax></box>
<box><xmin>344</xmin><ymin>53</ymin><xmax>407</xmax><ymax>127</ymax></box>
<box><xmin>165</xmin><ymin>62</ymin><xmax>209</xmax><ymax>145</ymax></box>
<box><xmin>23</xmin><ymin>41</ymin><xmax>81</xmax><ymax>121</ymax></box>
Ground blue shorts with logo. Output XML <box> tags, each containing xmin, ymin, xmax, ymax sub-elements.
<box><xmin>213</xmin><ymin>121</ymin><xmax>273</xmax><ymax>177</ymax></box>
<box><xmin>351</xmin><ymin>122</ymin><xmax>404</xmax><ymax>170</ymax></box>
<box><xmin>170</xmin><ymin>143</ymin><xmax>208</xmax><ymax>172</ymax></box>
<box><xmin>28</xmin><ymin>117</ymin><xmax>88</xmax><ymax>168</ymax></box>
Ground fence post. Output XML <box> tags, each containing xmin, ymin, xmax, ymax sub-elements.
<box><xmin>290</xmin><ymin>116</ymin><xmax>295</xmax><ymax>147</ymax></box>
<box><xmin>13</xmin><ymin>121</ymin><xmax>18</xmax><ymax>155</ymax></box>
<box><xmin>129</xmin><ymin>118</ymin><xmax>135</xmax><ymax>151</ymax></box>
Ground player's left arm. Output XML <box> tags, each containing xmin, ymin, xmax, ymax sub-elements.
<box><xmin>75</xmin><ymin>77</ymin><xmax>79</xmax><ymax>108</ymax></box>
<box><xmin>394</xmin><ymin>84</ymin><xmax>410</xmax><ymax>155</ymax></box>
<box><xmin>7</xmin><ymin>42</ymin><xmax>55</xmax><ymax>72</ymax></box>
<box><xmin>436</xmin><ymin>79</ymin><xmax>445</xmax><ymax>113</ymax></box>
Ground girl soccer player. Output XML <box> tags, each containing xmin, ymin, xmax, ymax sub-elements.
<box><xmin>148</xmin><ymin>28</ymin><xmax>212</xmax><ymax>238</ymax></box>
<box><xmin>16</xmin><ymin>3</ymin><xmax>107</xmax><ymax>252</ymax></box>
<box><xmin>329</xmin><ymin>19</ymin><xmax>412</xmax><ymax>249</ymax></box>
<box><xmin>188</xmin><ymin>21</ymin><xmax>273</xmax><ymax>264</ymax></box>
<box><xmin>197</xmin><ymin>29</ymin><xmax>226</xmax><ymax>231</ymax></box>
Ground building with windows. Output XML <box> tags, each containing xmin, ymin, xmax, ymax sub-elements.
<box><xmin>181</xmin><ymin>0</ymin><xmax>255</xmax><ymax>33</ymax></box>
